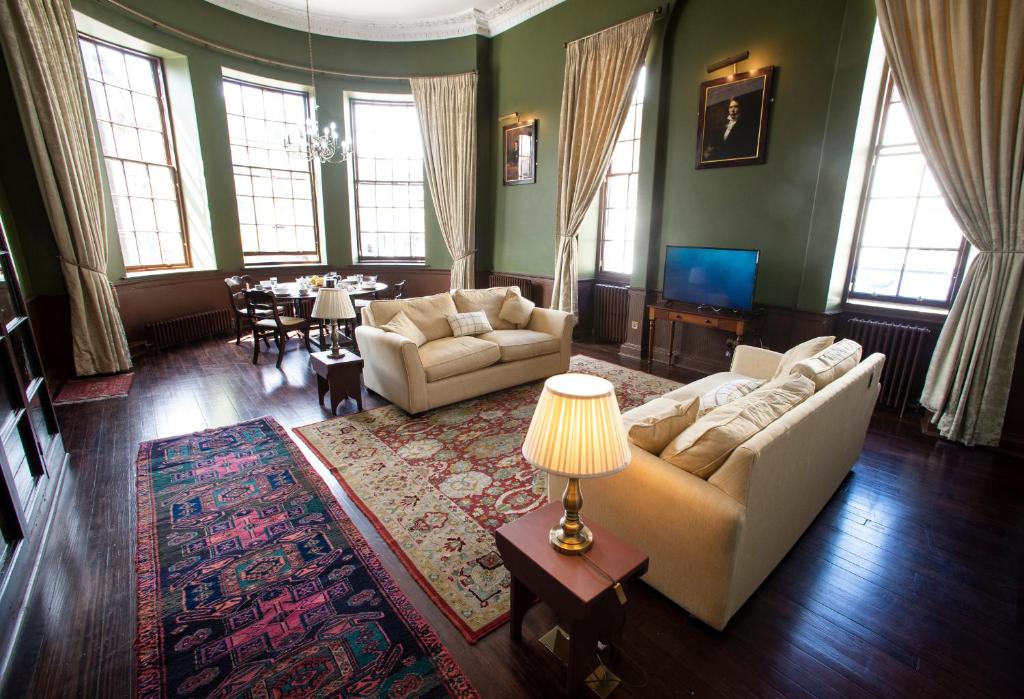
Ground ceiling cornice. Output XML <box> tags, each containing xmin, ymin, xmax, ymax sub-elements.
<box><xmin>202</xmin><ymin>0</ymin><xmax>565</xmax><ymax>42</ymax></box>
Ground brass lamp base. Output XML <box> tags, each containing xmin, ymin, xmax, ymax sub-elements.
<box><xmin>551</xmin><ymin>477</ymin><xmax>593</xmax><ymax>555</ymax></box>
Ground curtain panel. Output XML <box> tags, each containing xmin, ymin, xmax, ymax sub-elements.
<box><xmin>876</xmin><ymin>0</ymin><xmax>1024</xmax><ymax>446</ymax></box>
<box><xmin>0</xmin><ymin>0</ymin><xmax>132</xmax><ymax>376</ymax></box>
<box><xmin>410</xmin><ymin>72</ymin><xmax>478</xmax><ymax>291</ymax></box>
<box><xmin>551</xmin><ymin>12</ymin><xmax>655</xmax><ymax>315</ymax></box>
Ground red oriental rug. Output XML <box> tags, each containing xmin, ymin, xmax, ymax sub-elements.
<box><xmin>136</xmin><ymin>416</ymin><xmax>477</xmax><ymax>698</ymax></box>
<box><xmin>295</xmin><ymin>355</ymin><xmax>679</xmax><ymax>643</ymax></box>
<box><xmin>54</xmin><ymin>372</ymin><xmax>134</xmax><ymax>405</ymax></box>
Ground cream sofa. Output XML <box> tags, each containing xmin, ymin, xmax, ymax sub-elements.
<box><xmin>550</xmin><ymin>345</ymin><xmax>885</xmax><ymax>630</ymax></box>
<box><xmin>355</xmin><ymin>287</ymin><xmax>572</xmax><ymax>414</ymax></box>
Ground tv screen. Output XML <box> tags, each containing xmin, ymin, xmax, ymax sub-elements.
<box><xmin>663</xmin><ymin>246</ymin><xmax>759</xmax><ymax>311</ymax></box>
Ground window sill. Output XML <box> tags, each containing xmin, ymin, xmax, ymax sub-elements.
<box><xmin>243</xmin><ymin>262</ymin><xmax>326</xmax><ymax>269</ymax></box>
<box><xmin>353</xmin><ymin>261</ymin><xmax>427</xmax><ymax>267</ymax></box>
<box><xmin>844</xmin><ymin>299</ymin><xmax>949</xmax><ymax>320</ymax></box>
<box><xmin>122</xmin><ymin>267</ymin><xmax>204</xmax><ymax>280</ymax></box>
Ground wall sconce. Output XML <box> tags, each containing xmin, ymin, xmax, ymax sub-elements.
<box><xmin>498</xmin><ymin>111</ymin><xmax>520</xmax><ymax>124</ymax></box>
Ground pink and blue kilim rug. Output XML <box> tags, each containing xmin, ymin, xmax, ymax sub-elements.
<box><xmin>135</xmin><ymin>416</ymin><xmax>477</xmax><ymax>698</ymax></box>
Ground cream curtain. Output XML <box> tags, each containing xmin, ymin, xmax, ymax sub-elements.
<box><xmin>551</xmin><ymin>12</ymin><xmax>655</xmax><ymax>314</ymax></box>
<box><xmin>0</xmin><ymin>0</ymin><xmax>131</xmax><ymax>375</ymax></box>
<box><xmin>410</xmin><ymin>72</ymin><xmax>477</xmax><ymax>290</ymax></box>
<box><xmin>876</xmin><ymin>0</ymin><xmax>1024</xmax><ymax>446</ymax></box>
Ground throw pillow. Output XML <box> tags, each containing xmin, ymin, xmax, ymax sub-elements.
<box><xmin>622</xmin><ymin>396</ymin><xmax>700</xmax><ymax>453</ymax></box>
<box><xmin>772</xmin><ymin>336</ymin><xmax>835</xmax><ymax>379</ymax></box>
<box><xmin>698</xmin><ymin>378</ymin><xmax>765</xmax><ymax>417</ymax></box>
<box><xmin>660</xmin><ymin>374</ymin><xmax>815</xmax><ymax>479</ymax></box>
<box><xmin>792</xmin><ymin>338</ymin><xmax>863</xmax><ymax>390</ymax></box>
<box><xmin>498</xmin><ymin>288</ymin><xmax>535</xmax><ymax>328</ymax></box>
<box><xmin>380</xmin><ymin>310</ymin><xmax>427</xmax><ymax>347</ymax></box>
<box><xmin>446</xmin><ymin>310</ymin><xmax>493</xmax><ymax>337</ymax></box>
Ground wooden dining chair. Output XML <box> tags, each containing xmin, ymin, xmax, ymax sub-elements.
<box><xmin>225</xmin><ymin>275</ymin><xmax>258</xmax><ymax>344</ymax></box>
<box><xmin>244</xmin><ymin>289</ymin><xmax>313</xmax><ymax>368</ymax></box>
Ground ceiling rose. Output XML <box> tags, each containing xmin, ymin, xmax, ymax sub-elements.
<box><xmin>202</xmin><ymin>0</ymin><xmax>566</xmax><ymax>42</ymax></box>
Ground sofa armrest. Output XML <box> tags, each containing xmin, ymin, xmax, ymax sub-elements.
<box><xmin>528</xmin><ymin>307</ymin><xmax>573</xmax><ymax>370</ymax></box>
<box><xmin>354</xmin><ymin>326</ymin><xmax>428</xmax><ymax>413</ymax></box>
<box><xmin>730</xmin><ymin>345</ymin><xmax>783</xmax><ymax>380</ymax></box>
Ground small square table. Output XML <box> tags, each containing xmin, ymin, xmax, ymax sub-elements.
<box><xmin>309</xmin><ymin>350</ymin><xmax>363</xmax><ymax>414</ymax></box>
<box><xmin>495</xmin><ymin>501</ymin><xmax>649</xmax><ymax>695</ymax></box>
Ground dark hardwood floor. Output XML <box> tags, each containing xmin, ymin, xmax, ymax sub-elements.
<box><xmin>2</xmin><ymin>336</ymin><xmax>1022</xmax><ymax>698</ymax></box>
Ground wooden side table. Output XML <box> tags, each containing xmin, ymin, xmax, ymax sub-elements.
<box><xmin>309</xmin><ymin>350</ymin><xmax>364</xmax><ymax>414</ymax></box>
<box><xmin>495</xmin><ymin>502</ymin><xmax>649</xmax><ymax>696</ymax></box>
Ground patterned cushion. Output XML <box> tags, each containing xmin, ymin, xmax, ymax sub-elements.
<box><xmin>453</xmin><ymin>287</ymin><xmax>520</xmax><ymax>330</ymax></box>
<box><xmin>622</xmin><ymin>397</ymin><xmax>700</xmax><ymax>453</ymax></box>
<box><xmin>698</xmin><ymin>378</ymin><xmax>765</xmax><ymax>417</ymax></box>
<box><xmin>446</xmin><ymin>311</ymin><xmax>493</xmax><ymax>337</ymax></box>
<box><xmin>418</xmin><ymin>336</ymin><xmax>501</xmax><ymax>382</ymax></box>
<box><xmin>498</xmin><ymin>288</ymin><xmax>535</xmax><ymax>328</ymax></box>
<box><xmin>792</xmin><ymin>339</ymin><xmax>863</xmax><ymax>390</ymax></box>
<box><xmin>380</xmin><ymin>310</ymin><xmax>428</xmax><ymax>347</ymax></box>
<box><xmin>772</xmin><ymin>336</ymin><xmax>835</xmax><ymax>379</ymax></box>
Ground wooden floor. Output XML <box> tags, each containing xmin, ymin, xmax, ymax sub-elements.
<box><xmin>3</xmin><ymin>336</ymin><xmax>1022</xmax><ymax>698</ymax></box>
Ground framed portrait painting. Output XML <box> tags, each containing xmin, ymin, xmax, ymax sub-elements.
<box><xmin>695</xmin><ymin>66</ymin><xmax>774</xmax><ymax>169</ymax></box>
<box><xmin>503</xmin><ymin>120</ymin><xmax>536</xmax><ymax>185</ymax></box>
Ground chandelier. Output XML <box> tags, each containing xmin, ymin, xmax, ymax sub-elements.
<box><xmin>284</xmin><ymin>0</ymin><xmax>352</xmax><ymax>164</ymax></box>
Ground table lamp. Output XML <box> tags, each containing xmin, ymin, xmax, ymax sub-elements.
<box><xmin>310</xmin><ymin>287</ymin><xmax>355</xmax><ymax>359</ymax></box>
<box><xmin>522</xmin><ymin>374</ymin><xmax>631</xmax><ymax>555</ymax></box>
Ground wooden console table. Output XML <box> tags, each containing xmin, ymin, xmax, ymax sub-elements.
<box><xmin>646</xmin><ymin>304</ymin><xmax>758</xmax><ymax>367</ymax></box>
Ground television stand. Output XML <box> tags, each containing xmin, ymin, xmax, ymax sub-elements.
<box><xmin>646</xmin><ymin>304</ymin><xmax>759</xmax><ymax>368</ymax></box>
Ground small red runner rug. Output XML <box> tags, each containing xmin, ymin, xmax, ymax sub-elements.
<box><xmin>295</xmin><ymin>355</ymin><xmax>680</xmax><ymax>643</ymax></box>
<box><xmin>54</xmin><ymin>372</ymin><xmax>134</xmax><ymax>405</ymax></box>
<box><xmin>136</xmin><ymin>416</ymin><xmax>477</xmax><ymax>698</ymax></box>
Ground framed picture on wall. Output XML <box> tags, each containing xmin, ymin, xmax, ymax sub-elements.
<box><xmin>695</xmin><ymin>66</ymin><xmax>774</xmax><ymax>169</ymax></box>
<box><xmin>503</xmin><ymin>120</ymin><xmax>537</xmax><ymax>185</ymax></box>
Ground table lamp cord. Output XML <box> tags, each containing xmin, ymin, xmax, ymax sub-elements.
<box><xmin>580</xmin><ymin>552</ymin><xmax>628</xmax><ymax>605</ymax></box>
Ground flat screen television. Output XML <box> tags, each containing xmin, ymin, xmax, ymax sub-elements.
<box><xmin>663</xmin><ymin>246</ymin><xmax>759</xmax><ymax>312</ymax></box>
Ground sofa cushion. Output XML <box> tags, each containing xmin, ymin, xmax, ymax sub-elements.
<box><xmin>622</xmin><ymin>397</ymin><xmax>700</xmax><ymax>453</ymax></box>
<box><xmin>662</xmin><ymin>372</ymin><xmax>752</xmax><ymax>405</ymax></box>
<box><xmin>454</xmin><ymin>287</ymin><xmax>520</xmax><ymax>330</ymax></box>
<box><xmin>368</xmin><ymin>292</ymin><xmax>458</xmax><ymax>342</ymax></box>
<box><xmin>379</xmin><ymin>309</ymin><xmax>427</xmax><ymax>346</ymax></box>
<box><xmin>476</xmin><ymin>329</ymin><xmax>560</xmax><ymax>362</ymax></box>
<box><xmin>660</xmin><ymin>374</ymin><xmax>815</xmax><ymax>479</ymax></box>
<box><xmin>498</xmin><ymin>288</ymin><xmax>535</xmax><ymax>328</ymax></box>
<box><xmin>698</xmin><ymin>378</ymin><xmax>765</xmax><ymax>417</ymax></box>
<box><xmin>792</xmin><ymin>339</ymin><xmax>863</xmax><ymax>390</ymax></box>
<box><xmin>773</xmin><ymin>336</ymin><xmax>835</xmax><ymax>379</ymax></box>
<box><xmin>418</xmin><ymin>336</ymin><xmax>501</xmax><ymax>382</ymax></box>
<box><xmin>446</xmin><ymin>310</ymin><xmax>493</xmax><ymax>337</ymax></box>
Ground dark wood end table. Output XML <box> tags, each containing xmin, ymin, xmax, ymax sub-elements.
<box><xmin>495</xmin><ymin>501</ymin><xmax>649</xmax><ymax>696</ymax></box>
<box><xmin>309</xmin><ymin>350</ymin><xmax>364</xmax><ymax>414</ymax></box>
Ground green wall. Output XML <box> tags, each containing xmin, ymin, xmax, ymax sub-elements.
<box><xmin>490</xmin><ymin>0</ymin><xmax>876</xmax><ymax>312</ymax></box>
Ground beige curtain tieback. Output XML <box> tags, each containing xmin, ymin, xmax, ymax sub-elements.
<box><xmin>452</xmin><ymin>249</ymin><xmax>477</xmax><ymax>261</ymax></box>
<box><xmin>59</xmin><ymin>256</ymin><xmax>106</xmax><ymax>276</ymax></box>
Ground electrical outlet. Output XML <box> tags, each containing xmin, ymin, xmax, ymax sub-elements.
<box><xmin>630</xmin><ymin>321</ymin><xmax>639</xmax><ymax>330</ymax></box>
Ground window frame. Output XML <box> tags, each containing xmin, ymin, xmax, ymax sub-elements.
<box><xmin>79</xmin><ymin>34</ymin><xmax>192</xmax><ymax>272</ymax></box>
<box><xmin>349</xmin><ymin>97</ymin><xmax>426</xmax><ymax>264</ymax></box>
<box><xmin>844</xmin><ymin>68</ymin><xmax>970</xmax><ymax>310</ymax></box>
<box><xmin>222</xmin><ymin>76</ymin><xmax>323</xmax><ymax>264</ymax></box>
<box><xmin>596</xmin><ymin>68</ymin><xmax>646</xmax><ymax>283</ymax></box>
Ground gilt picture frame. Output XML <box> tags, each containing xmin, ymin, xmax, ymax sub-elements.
<box><xmin>503</xmin><ymin>120</ymin><xmax>537</xmax><ymax>185</ymax></box>
<box><xmin>696</xmin><ymin>66</ymin><xmax>774</xmax><ymax>169</ymax></box>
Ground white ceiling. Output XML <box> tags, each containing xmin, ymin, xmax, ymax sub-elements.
<box><xmin>202</xmin><ymin>0</ymin><xmax>565</xmax><ymax>42</ymax></box>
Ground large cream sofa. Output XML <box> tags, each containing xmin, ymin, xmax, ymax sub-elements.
<box><xmin>550</xmin><ymin>344</ymin><xmax>885</xmax><ymax>630</ymax></box>
<box><xmin>355</xmin><ymin>287</ymin><xmax>572</xmax><ymax>414</ymax></box>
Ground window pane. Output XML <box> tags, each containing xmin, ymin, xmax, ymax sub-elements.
<box><xmin>351</xmin><ymin>98</ymin><xmax>424</xmax><ymax>261</ymax></box>
<box><xmin>871</xmin><ymin>153</ymin><xmax>925</xmax><ymax>198</ymax></box>
<box><xmin>909</xmin><ymin>198</ymin><xmax>963</xmax><ymax>249</ymax></box>
<box><xmin>881</xmin><ymin>100</ymin><xmax>916</xmax><ymax>146</ymax></box>
<box><xmin>860</xmin><ymin>198</ymin><xmax>915</xmax><ymax>248</ymax></box>
<box><xmin>224</xmin><ymin>77</ymin><xmax>319</xmax><ymax>259</ymax></box>
<box><xmin>899</xmin><ymin>250</ymin><xmax>958</xmax><ymax>301</ymax></box>
<box><xmin>852</xmin><ymin>247</ymin><xmax>903</xmax><ymax>297</ymax></box>
<box><xmin>79</xmin><ymin>36</ymin><xmax>188</xmax><ymax>270</ymax></box>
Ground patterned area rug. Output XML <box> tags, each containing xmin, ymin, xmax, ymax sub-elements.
<box><xmin>136</xmin><ymin>416</ymin><xmax>477</xmax><ymax>699</ymax></box>
<box><xmin>54</xmin><ymin>372</ymin><xmax>134</xmax><ymax>404</ymax></box>
<box><xmin>295</xmin><ymin>355</ymin><xmax>680</xmax><ymax>643</ymax></box>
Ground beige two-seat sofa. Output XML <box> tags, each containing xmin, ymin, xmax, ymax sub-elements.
<box><xmin>550</xmin><ymin>344</ymin><xmax>885</xmax><ymax>630</ymax></box>
<box><xmin>355</xmin><ymin>287</ymin><xmax>572</xmax><ymax>414</ymax></box>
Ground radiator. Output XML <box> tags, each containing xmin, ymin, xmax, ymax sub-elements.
<box><xmin>844</xmin><ymin>317</ymin><xmax>930</xmax><ymax>417</ymax></box>
<box><xmin>146</xmin><ymin>308</ymin><xmax>234</xmax><ymax>350</ymax></box>
<box><xmin>593</xmin><ymin>283</ymin><xmax>629</xmax><ymax>344</ymax></box>
<box><xmin>489</xmin><ymin>273</ymin><xmax>539</xmax><ymax>305</ymax></box>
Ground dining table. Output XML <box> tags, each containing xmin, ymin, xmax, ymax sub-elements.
<box><xmin>257</xmin><ymin>280</ymin><xmax>389</xmax><ymax>350</ymax></box>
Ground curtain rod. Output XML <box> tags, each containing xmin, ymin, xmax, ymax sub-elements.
<box><xmin>98</xmin><ymin>0</ymin><xmax>478</xmax><ymax>82</ymax></box>
<box><xmin>564</xmin><ymin>5</ymin><xmax>666</xmax><ymax>48</ymax></box>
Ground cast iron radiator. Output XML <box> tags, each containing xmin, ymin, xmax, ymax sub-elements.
<box><xmin>593</xmin><ymin>283</ymin><xmax>630</xmax><ymax>344</ymax></box>
<box><xmin>488</xmin><ymin>273</ymin><xmax>539</xmax><ymax>305</ymax></box>
<box><xmin>843</xmin><ymin>317</ymin><xmax>930</xmax><ymax>417</ymax></box>
<box><xmin>146</xmin><ymin>308</ymin><xmax>234</xmax><ymax>350</ymax></box>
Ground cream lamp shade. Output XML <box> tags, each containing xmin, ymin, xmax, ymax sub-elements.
<box><xmin>522</xmin><ymin>373</ymin><xmax>631</xmax><ymax>478</ymax></box>
<box><xmin>310</xmin><ymin>288</ymin><xmax>355</xmax><ymax>320</ymax></box>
